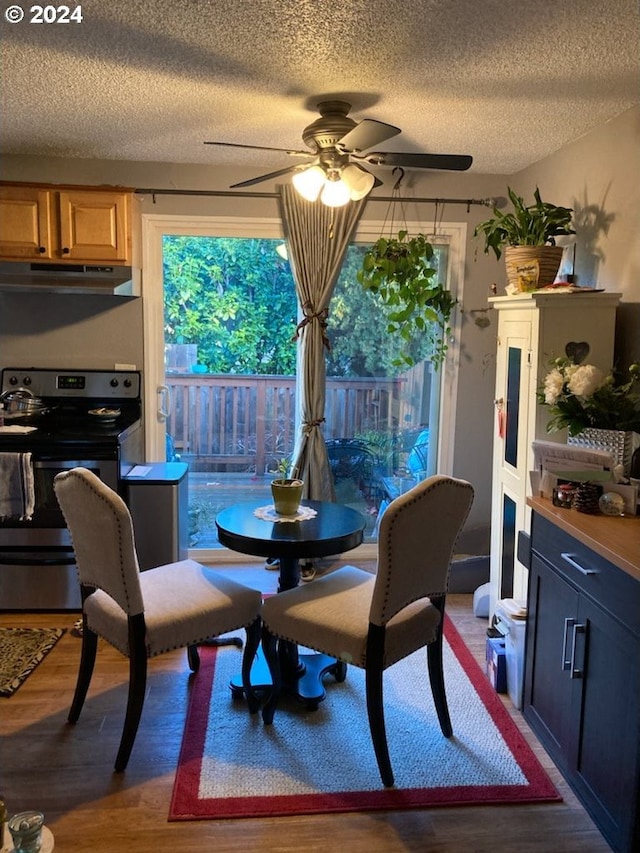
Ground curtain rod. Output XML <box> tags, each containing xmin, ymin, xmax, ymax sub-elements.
<box><xmin>135</xmin><ymin>187</ymin><xmax>493</xmax><ymax>208</ymax></box>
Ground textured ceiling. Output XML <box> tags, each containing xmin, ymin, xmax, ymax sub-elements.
<box><xmin>1</xmin><ymin>0</ymin><xmax>638</xmax><ymax>176</ymax></box>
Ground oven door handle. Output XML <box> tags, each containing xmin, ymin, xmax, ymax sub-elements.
<box><xmin>32</xmin><ymin>460</ymin><xmax>102</xmax><ymax>471</ymax></box>
<box><xmin>0</xmin><ymin>552</ymin><xmax>76</xmax><ymax>566</ymax></box>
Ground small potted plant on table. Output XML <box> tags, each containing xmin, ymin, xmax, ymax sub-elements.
<box><xmin>270</xmin><ymin>457</ymin><xmax>304</xmax><ymax>515</ymax></box>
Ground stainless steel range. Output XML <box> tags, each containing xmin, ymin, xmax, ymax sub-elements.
<box><xmin>0</xmin><ymin>367</ymin><xmax>143</xmax><ymax>610</ymax></box>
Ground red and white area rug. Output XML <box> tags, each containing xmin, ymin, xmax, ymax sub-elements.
<box><xmin>170</xmin><ymin>617</ymin><xmax>559</xmax><ymax>820</ymax></box>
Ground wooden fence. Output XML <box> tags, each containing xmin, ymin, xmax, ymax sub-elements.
<box><xmin>166</xmin><ymin>373</ymin><xmax>404</xmax><ymax>473</ymax></box>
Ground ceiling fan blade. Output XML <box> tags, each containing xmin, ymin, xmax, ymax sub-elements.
<box><xmin>338</xmin><ymin>119</ymin><xmax>401</xmax><ymax>153</ymax></box>
<box><xmin>229</xmin><ymin>165</ymin><xmax>305</xmax><ymax>189</ymax></box>
<box><xmin>204</xmin><ymin>141</ymin><xmax>309</xmax><ymax>156</ymax></box>
<box><xmin>364</xmin><ymin>151</ymin><xmax>473</xmax><ymax>171</ymax></box>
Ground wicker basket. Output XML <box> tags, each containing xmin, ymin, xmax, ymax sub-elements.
<box><xmin>504</xmin><ymin>246</ymin><xmax>564</xmax><ymax>292</ymax></box>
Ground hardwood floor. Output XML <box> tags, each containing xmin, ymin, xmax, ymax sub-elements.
<box><xmin>0</xmin><ymin>561</ymin><xmax>612</xmax><ymax>852</ymax></box>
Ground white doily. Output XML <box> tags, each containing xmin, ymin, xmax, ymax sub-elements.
<box><xmin>253</xmin><ymin>504</ymin><xmax>317</xmax><ymax>523</ymax></box>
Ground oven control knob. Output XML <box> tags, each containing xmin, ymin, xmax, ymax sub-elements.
<box><xmin>123</xmin><ymin>378</ymin><xmax>132</xmax><ymax>388</ymax></box>
<box><xmin>9</xmin><ymin>375</ymin><xmax>18</xmax><ymax>385</ymax></box>
<box><xmin>23</xmin><ymin>377</ymin><xmax>32</xmax><ymax>386</ymax></box>
<box><xmin>110</xmin><ymin>378</ymin><xmax>119</xmax><ymax>387</ymax></box>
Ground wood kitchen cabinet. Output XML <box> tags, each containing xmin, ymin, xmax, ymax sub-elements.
<box><xmin>0</xmin><ymin>182</ymin><xmax>134</xmax><ymax>264</ymax></box>
<box><xmin>524</xmin><ymin>505</ymin><xmax>640</xmax><ymax>853</ymax></box>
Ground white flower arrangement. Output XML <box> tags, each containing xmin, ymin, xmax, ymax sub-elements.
<box><xmin>538</xmin><ymin>358</ymin><xmax>640</xmax><ymax>436</ymax></box>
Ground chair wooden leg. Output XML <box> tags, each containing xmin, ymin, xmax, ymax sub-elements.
<box><xmin>187</xmin><ymin>644</ymin><xmax>200</xmax><ymax>672</ymax></box>
<box><xmin>242</xmin><ymin>616</ymin><xmax>261</xmax><ymax>714</ymax></box>
<box><xmin>427</xmin><ymin>598</ymin><xmax>453</xmax><ymax>738</ymax></box>
<box><xmin>261</xmin><ymin>625</ymin><xmax>281</xmax><ymax>725</ymax></box>
<box><xmin>68</xmin><ymin>616</ymin><xmax>97</xmax><ymax>724</ymax></box>
<box><xmin>114</xmin><ymin>615</ymin><xmax>147</xmax><ymax>773</ymax></box>
<box><xmin>365</xmin><ymin>624</ymin><xmax>394</xmax><ymax>787</ymax></box>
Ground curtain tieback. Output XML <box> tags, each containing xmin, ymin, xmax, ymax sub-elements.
<box><xmin>292</xmin><ymin>304</ymin><xmax>331</xmax><ymax>351</ymax></box>
<box><xmin>302</xmin><ymin>418</ymin><xmax>325</xmax><ymax>434</ymax></box>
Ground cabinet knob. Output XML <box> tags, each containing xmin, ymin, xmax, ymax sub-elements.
<box><xmin>62</xmin><ymin>247</ymin><xmax>70</xmax><ymax>254</ymax></box>
<box><xmin>37</xmin><ymin>246</ymin><xmax>46</xmax><ymax>254</ymax></box>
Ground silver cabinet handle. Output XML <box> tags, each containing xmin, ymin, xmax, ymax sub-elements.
<box><xmin>561</xmin><ymin>617</ymin><xmax>575</xmax><ymax>671</ymax></box>
<box><xmin>561</xmin><ymin>552</ymin><xmax>598</xmax><ymax>576</ymax></box>
<box><xmin>570</xmin><ymin>623</ymin><xmax>586</xmax><ymax>679</ymax></box>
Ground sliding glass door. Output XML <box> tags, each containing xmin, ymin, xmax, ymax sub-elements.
<box><xmin>142</xmin><ymin>214</ymin><xmax>464</xmax><ymax>557</ymax></box>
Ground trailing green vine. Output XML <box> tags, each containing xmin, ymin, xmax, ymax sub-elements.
<box><xmin>356</xmin><ymin>230</ymin><xmax>456</xmax><ymax>369</ymax></box>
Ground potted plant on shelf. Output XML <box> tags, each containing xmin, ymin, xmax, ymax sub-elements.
<box><xmin>474</xmin><ymin>187</ymin><xmax>575</xmax><ymax>292</ymax></box>
<box><xmin>357</xmin><ymin>230</ymin><xmax>456</xmax><ymax>369</ymax></box>
<box><xmin>270</xmin><ymin>457</ymin><xmax>304</xmax><ymax>515</ymax></box>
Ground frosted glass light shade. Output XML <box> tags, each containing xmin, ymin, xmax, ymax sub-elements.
<box><xmin>291</xmin><ymin>162</ymin><xmax>374</xmax><ymax>206</ymax></box>
<box><xmin>292</xmin><ymin>166</ymin><xmax>325</xmax><ymax>201</ymax></box>
<box><xmin>341</xmin><ymin>163</ymin><xmax>375</xmax><ymax>200</ymax></box>
<box><xmin>320</xmin><ymin>178</ymin><xmax>351</xmax><ymax>207</ymax></box>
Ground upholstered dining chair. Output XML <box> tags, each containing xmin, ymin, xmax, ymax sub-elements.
<box><xmin>260</xmin><ymin>474</ymin><xmax>474</xmax><ymax>787</ymax></box>
<box><xmin>54</xmin><ymin>467</ymin><xmax>262</xmax><ymax>772</ymax></box>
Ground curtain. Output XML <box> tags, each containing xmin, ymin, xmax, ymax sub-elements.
<box><xmin>278</xmin><ymin>184</ymin><xmax>366</xmax><ymax>501</ymax></box>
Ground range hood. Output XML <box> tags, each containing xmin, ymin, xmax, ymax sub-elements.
<box><xmin>0</xmin><ymin>261</ymin><xmax>140</xmax><ymax>296</ymax></box>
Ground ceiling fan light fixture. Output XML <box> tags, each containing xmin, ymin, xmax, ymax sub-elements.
<box><xmin>210</xmin><ymin>99</ymin><xmax>474</xmax><ymax>194</ymax></box>
<box><xmin>340</xmin><ymin>163</ymin><xmax>375</xmax><ymax>201</ymax></box>
<box><xmin>292</xmin><ymin>165</ymin><xmax>325</xmax><ymax>201</ymax></box>
<box><xmin>320</xmin><ymin>176</ymin><xmax>351</xmax><ymax>207</ymax></box>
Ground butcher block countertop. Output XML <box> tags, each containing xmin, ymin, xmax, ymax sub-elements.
<box><xmin>528</xmin><ymin>496</ymin><xmax>640</xmax><ymax>582</ymax></box>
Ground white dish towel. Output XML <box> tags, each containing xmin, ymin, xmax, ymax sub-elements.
<box><xmin>0</xmin><ymin>452</ymin><xmax>36</xmax><ymax>520</ymax></box>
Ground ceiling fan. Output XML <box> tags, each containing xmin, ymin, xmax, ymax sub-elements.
<box><xmin>204</xmin><ymin>100</ymin><xmax>473</xmax><ymax>206</ymax></box>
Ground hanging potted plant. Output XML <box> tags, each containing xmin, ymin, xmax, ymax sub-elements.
<box><xmin>270</xmin><ymin>457</ymin><xmax>304</xmax><ymax>515</ymax></box>
<box><xmin>356</xmin><ymin>230</ymin><xmax>456</xmax><ymax>369</ymax></box>
<box><xmin>474</xmin><ymin>187</ymin><xmax>575</xmax><ymax>292</ymax></box>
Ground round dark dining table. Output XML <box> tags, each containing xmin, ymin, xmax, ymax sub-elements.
<box><xmin>216</xmin><ymin>499</ymin><xmax>366</xmax><ymax>706</ymax></box>
<box><xmin>216</xmin><ymin>499</ymin><xmax>365</xmax><ymax>591</ymax></box>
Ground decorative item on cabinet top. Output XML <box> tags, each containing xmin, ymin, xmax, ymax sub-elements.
<box><xmin>473</xmin><ymin>186</ymin><xmax>575</xmax><ymax>293</ymax></box>
<box><xmin>572</xmin><ymin>481</ymin><xmax>601</xmax><ymax>514</ymax></box>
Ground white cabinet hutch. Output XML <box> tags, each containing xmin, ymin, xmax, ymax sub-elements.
<box><xmin>488</xmin><ymin>291</ymin><xmax>621</xmax><ymax>615</ymax></box>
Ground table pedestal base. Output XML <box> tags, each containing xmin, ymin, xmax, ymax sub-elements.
<box><xmin>230</xmin><ymin>647</ymin><xmax>347</xmax><ymax>710</ymax></box>
<box><xmin>294</xmin><ymin>652</ymin><xmax>347</xmax><ymax>709</ymax></box>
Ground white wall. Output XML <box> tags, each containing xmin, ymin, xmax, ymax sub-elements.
<box><xmin>512</xmin><ymin>105</ymin><xmax>640</xmax><ymax>367</ymax></box>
